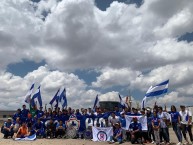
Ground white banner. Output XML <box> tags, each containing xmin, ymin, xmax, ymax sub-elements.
<box><xmin>92</xmin><ymin>127</ymin><xmax>113</xmax><ymax>142</ymax></box>
<box><xmin>125</xmin><ymin>115</ymin><xmax>147</xmax><ymax>131</ymax></box>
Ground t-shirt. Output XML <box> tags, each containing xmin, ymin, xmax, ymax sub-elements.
<box><xmin>119</xmin><ymin>117</ymin><xmax>126</xmax><ymax>128</ymax></box>
<box><xmin>129</xmin><ymin>122</ymin><xmax>142</xmax><ymax>131</ymax></box>
<box><xmin>114</xmin><ymin>128</ymin><xmax>122</xmax><ymax>139</ymax></box>
<box><xmin>169</xmin><ymin>111</ymin><xmax>179</xmax><ymax>123</ymax></box>
<box><xmin>109</xmin><ymin>116</ymin><xmax>119</xmax><ymax>126</ymax></box>
<box><xmin>152</xmin><ymin>116</ymin><xmax>160</xmax><ymax>127</ymax></box>
<box><xmin>157</xmin><ymin>112</ymin><xmax>170</xmax><ymax>128</ymax></box>
<box><xmin>179</xmin><ymin>110</ymin><xmax>192</xmax><ymax>124</ymax></box>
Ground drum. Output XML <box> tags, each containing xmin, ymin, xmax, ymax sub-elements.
<box><xmin>83</xmin><ymin>129</ymin><xmax>92</xmax><ymax>140</ymax></box>
<box><xmin>66</xmin><ymin>127</ymin><xmax>77</xmax><ymax>139</ymax></box>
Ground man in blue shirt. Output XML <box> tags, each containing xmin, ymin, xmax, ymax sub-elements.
<box><xmin>119</xmin><ymin>112</ymin><xmax>126</xmax><ymax>141</ymax></box>
<box><xmin>12</xmin><ymin>109</ymin><xmax>22</xmax><ymax>121</ymax></box>
<box><xmin>21</xmin><ymin>105</ymin><xmax>29</xmax><ymax>123</ymax></box>
<box><xmin>56</xmin><ymin>121</ymin><xmax>66</xmax><ymax>138</ymax></box>
<box><xmin>2</xmin><ymin>118</ymin><xmax>14</xmax><ymax>138</ymax></box>
<box><xmin>36</xmin><ymin>106</ymin><xmax>44</xmax><ymax>120</ymax></box>
<box><xmin>33</xmin><ymin>118</ymin><xmax>44</xmax><ymax>138</ymax></box>
<box><xmin>129</xmin><ymin>117</ymin><xmax>142</xmax><ymax>144</ymax></box>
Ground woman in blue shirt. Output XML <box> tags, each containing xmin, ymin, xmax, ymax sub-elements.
<box><xmin>169</xmin><ymin>105</ymin><xmax>182</xmax><ymax>145</ymax></box>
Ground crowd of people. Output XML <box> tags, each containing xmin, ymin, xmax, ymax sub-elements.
<box><xmin>1</xmin><ymin>103</ymin><xmax>193</xmax><ymax>145</ymax></box>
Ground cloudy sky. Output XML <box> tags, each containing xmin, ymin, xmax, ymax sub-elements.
<box><xmin>0</xmin><ymin>0</ymin><xmax>193</xmax><ymax>110</ymax></box>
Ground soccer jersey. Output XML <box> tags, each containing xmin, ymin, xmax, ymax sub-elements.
<box><xmin>179</xmin><ymin>110</ymin><xmax>192</xmax><ymax>124</ymax></box>
<box><xmin>129</xmin><ymin>122</ymin><xmax>142</xmax><ymax>131</ymax></box>
<box><xmin>169</xmin><ymin>111</ymin><xmax>179</xmax><ymax>123</ymax></box>
<box><xmin>152</xmin><ymin>116</ymin><xmax>160</xmax><ymax>127</ymax></box>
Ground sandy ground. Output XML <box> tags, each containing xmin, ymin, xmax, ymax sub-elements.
<box><xmin>0</xmin><ymin>128</ymin><xmax>181</xmax><ymax>145</ymax></box>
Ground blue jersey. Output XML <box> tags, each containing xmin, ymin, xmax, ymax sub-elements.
<box><xmin>114</xmin><ymin>128</ymin><xmax>122</xmax><ymax>139</ymax></box>
<box><xmin>12</xmin><ymin>112</ymin><xmax>22</xmax><ymax>121</ymax></box>
<box><xmin>169</xmin><ymin>111</ymin><xmax>179</xmax><ymax>123</ymax></box>
<box><xmin>33</xmin><ymin>122</ymin><xmax>44</xmax><ymax>130</ymax></box>
<box><xmin>129</xmin><ymin>122</ymin><xmax>142</xmax><ymax>131</ymax></box>
<box><xmin>152</xmin><ymin>116</ymin><xmax>160</xmax><ymax>126</ymax></box>
<box><xmin>21</xmin><ymin>109</ymin><xmax>29</xmax><ymax>118</ymax></box>
<box><xmin>119</xmin><ymin>117</ymin><xmax>126</xmax><ymax>128</ymax></box>
<box><xmin>36</xmin><ymin>110</ymin><xmax>44</xmax><ymax>119</ymax></box>
<box><xmin>4</xmin><ymin>122</ymin><xmax>13</xmax><ymax>128</ymax></box>
<box><xmin>147</xmin><ymin>113</ymin><xmax>153</xmax><ymax>126</ymax></box>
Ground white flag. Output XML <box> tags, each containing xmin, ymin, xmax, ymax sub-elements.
<box><xmin>92</xmin><ymin>127</ymin><xmax>113</xmax><ymax>142</ymax></box>
<box><xmin>125</xmin><ymin>115</ymin><xmax>148</xmax><ymax>131</ymax></box>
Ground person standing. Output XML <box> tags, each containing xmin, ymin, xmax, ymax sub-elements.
<box><xmin>157</xmin><ymin>106</ymin><xmax>170</xmax><ymax>144</ymax></box>
<box><xmin>152</xmin><ymin>111</ymin><xmax>160</xmax><ymax>145</ymax></box>
<box><xmin>169</xmin><ymin>105</ymin><xmax>182</xmax><ymax>145</ymax></box>
<box><xmin>179</xmin><ymin>105</ymin><xmax>193</xmax><ymax>144</ymax></box>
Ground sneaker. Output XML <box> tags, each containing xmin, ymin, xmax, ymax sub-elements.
<box><xmin>176</xmin><ymin>142</ymin><xmax>181</xmax><ymax>145</ymax></box>
<box><xmin>152</xmin><ymin>141</ymin><xmax>155</xmax><ymax>144</ymax></box>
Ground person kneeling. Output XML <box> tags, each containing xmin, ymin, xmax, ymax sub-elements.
<box><xmin>56</xmin><ymin>121</ymin><xmax>66</xmax><ymax>138</ymax></box>
<box><xmin>108</xmin><ymin>123</ymin><xmax>123</xmax><ymax>144</ymax></box>
<box><xmin>129</xmin><ymin>117</ymin><xmax>142</xmax><ymax>144</ymax></box>
<box><xmin>46</xmin><ymin>119</ymin><xmax>56</xmax><ymax>139</ymax></box>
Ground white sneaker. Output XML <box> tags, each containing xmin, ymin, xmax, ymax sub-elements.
<box><xmin>176</xmin><ymin>142</ymin><xmax>181</xmax><ymax>145</ymax></box>
<box><xmin>151</xmin><ymin>141</ymin><xmax>155</xmax><ymax>144</ymax></box>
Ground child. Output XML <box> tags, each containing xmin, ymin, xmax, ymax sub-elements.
<box><xmin>152</xmin><ymin>111</ymin><xmax>160</xmax><ymax>145</ymax></box>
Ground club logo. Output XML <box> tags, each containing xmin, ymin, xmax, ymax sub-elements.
<box><xmin>65</xmin><ymin>115</ymin><xmax>80</xmax><ymax>130</ymax></box>
<box><xmin>97</xmin><ymin>131</ymin><xmax>107</xmax><ymax>141</ymax></box>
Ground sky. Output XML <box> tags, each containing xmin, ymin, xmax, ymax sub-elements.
<box><xmin>0</xmin><ymin>0</ymin><xmax>193</xmax><ymax>110</ymax></box>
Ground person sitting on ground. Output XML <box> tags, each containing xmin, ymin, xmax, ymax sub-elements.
<box><xmin>33</xmin><ymin>118</ymin><xmax>44</xmax><ymax>138</ymax></box>
<box><xmin>46</xmin><ymin>119</ymin><xmax>56</xmax><ymax>139</ymax></box>
<box><xmin>2</xmin><ymin>118</ymin><xmax>14</xmax><ymax>139</ymax></box>
<box><xmin>56</xmin><ymin>120</ymin><xmax>66</xmax><ymax>138</ymax></box>
<box><xmin>129</xmin><ymin>117</ymin><xmax>142</xmax><ymax>144</ymax></box>
<box><xmin>13</xmin><ymin>117</ymin><xmax>20</xmax><ymax>134</ymax></box>
<box><xmin>15</xmin><ymin>122</ymin><xmax>30</xmax><ymax>138</ymax></box>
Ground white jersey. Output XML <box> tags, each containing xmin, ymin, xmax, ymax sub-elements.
<box><xmin>158</xmin><ymin>112</ymin><xmax>170</xmax><ymax>128</ymax></box>
<box><xmin>109</xmin><ymin>116</ymin><xmax>119</xmax><ymax>126</ymax></box>
<box><xmin>179</xmin><ymin>110</ymin><xmax>192</xmax><ymax>125</ymax></box>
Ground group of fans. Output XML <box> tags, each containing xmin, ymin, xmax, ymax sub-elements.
<box><xmin>1</xmin><ymin>103</ymin><xmax>193</xmax><ymax>145</ymax></box>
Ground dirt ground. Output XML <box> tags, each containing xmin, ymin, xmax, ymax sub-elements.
<box><xmin>0</xmin><ymin>128</ymin><xmax>183</xmax><ymax>145</ymax></box>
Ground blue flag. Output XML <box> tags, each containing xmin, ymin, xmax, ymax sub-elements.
<box><xmin>49</xmin><ymin>89</ymin><xmax>60</xmax><ymax>108</ymax></box>
<box><xmin>93</xmin><ymin>94</ymin><xmax>99</xmax><ymax>109</ymax></box>
<box><xmin>119</xmin><ymin>94</ymin><xmax>128</xmax><ymax>109</ymax></box>
<box><xmin>31</xmin><ymin>86</ymin><xmax>42</xmax><ymax>108</ymax></box>
<box><xmin>141</xmin><ymin>79</ymin><xmax>169</xmax><ymax>108</ymax></box>
<box><xmin>59</xmin><ymin>88</ymin><xmax>67</xmax><ymax>108</ymax></box>
<box><xmin>24</xmin><ymin>83</ymin><xmax>35</xmax><ymax>104</ymax></box>
<box><xmin>145</xmin><ymin>79</ymin><xmax>169</xmax><ymax>97</ymax></box>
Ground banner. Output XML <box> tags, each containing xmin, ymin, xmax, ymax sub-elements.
<box><xmin>14</xmin><ymin>134</ymin><xmax>36</xmax><ymax>141</ymax></box>
<box><xmin>92</xmin><ymin>127</ymin><xmax>113</xmax><ymax>142</ymax></box>
<box><xmin>125</xmin><ymin>115</ymin><xmax>147</xmax><ymax>131</ymax></box>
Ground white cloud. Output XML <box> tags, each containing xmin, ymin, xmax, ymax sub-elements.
<box><xmin>92</xmin><ymin>67</ymin><xmax>140</xmax><ymax>88</ymax></box>
<box><xmin>0</xmin><ymin>0</ymin><xmax>193</xmax><ymax>109</ymax></box>
<box><xmin>0</xmin><ymin>65</ymin><xmax>100</xmax><ymax>110</ymax></box>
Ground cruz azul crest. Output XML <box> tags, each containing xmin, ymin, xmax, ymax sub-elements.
<box><xmin>65</xmin><ymin>114</ymin><xmax>80</xmax><ymax>130</ymax></box>
<box><xmin>97</xmin><ymin>131</ymin><xmax>107</xmax><ymax>141</ymax></box>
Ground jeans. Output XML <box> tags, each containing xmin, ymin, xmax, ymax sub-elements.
<box><xmin>172</xmin><ymin>122</ymin><xmax>182</xmax><ymax>142</ymax></box>
<box><xmin>181</xmin><ymin>124</ymin><xmax>193</xmax><ymax>142</ymax></box>
<box><xmin>154</xmin><ymin>129</ymin><xmax>160</xmax><ymax>144</ymax></box>
<box><xmin>160</xmin><ymin>128</ymin><xmax>169</xmax><ymax>142</ymax></box>
<box><xmin>109</xmin><ymin>136</ymin><xmax>122</xmax><ymax>144</ymax></box>
<box><xmin>148</xmin><ymin>124</ymin><xmax>155</xmax><ymax>141</ymax></box>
